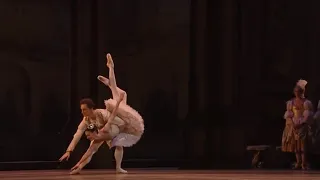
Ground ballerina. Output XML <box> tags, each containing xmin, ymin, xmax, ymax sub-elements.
<box><xmin>69</xmin><ymin>53</ymin><xmax>144</xmax><ymax>174</ymax></box>
<box><xmin>59</xmin><ymin>54</ymin><xmax>130</xmax><ymax>174</ymax></box>
<box><xmin>71</xmin><ymin>54</ymin><xmax>144</xmax><ymax>172</ymax></box>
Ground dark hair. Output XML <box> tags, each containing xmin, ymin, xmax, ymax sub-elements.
<box><xmin>80</xmin><ymin>98</ymin><xmax>95</xmax><ymax>109</ymax></box>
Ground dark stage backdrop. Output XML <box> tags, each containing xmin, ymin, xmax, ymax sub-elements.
<box><xmin>2</xmin><ymin>0</ymin><xmax>320</xmax><ymax>169</ymax></box>
<box><xmin>0</xmin><ymin>0</ymin><xmax>190</xmax><ymax>166</ymax></box>
<box><xmin>88</xmin><ymin>0</ymin><xmax>191</xmax><ymax>161</ymax></box>
<box><xmin>186</xmin><ymin>0</ymin><xmax>320</xmax><ymax>168</ymax></box>
<box><xmin>0</xmin><ymin>0</ymin><xmax>70</xmax><ymax>161</ymax></box>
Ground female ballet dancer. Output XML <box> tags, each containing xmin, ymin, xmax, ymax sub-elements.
<box><xmin>59</xmin><ymin>54</ymin><xmax>129</xmax><ymax>174</ymax></box>
<box><xmin>69</xmin><ymin>53</ymin><xmax>144</xmax><ymax>174</ymax></box>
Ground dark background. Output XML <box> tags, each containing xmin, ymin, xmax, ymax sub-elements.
<box><xmin>1</xmin><ymin>0</ymin><xmax>320</xmax><ymax>169</ymax></box>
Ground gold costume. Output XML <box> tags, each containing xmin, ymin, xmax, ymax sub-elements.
<box><xmin>282</xmin><ymin>99</ymin><xmax>313</xmax><ymax>152</ymax></box>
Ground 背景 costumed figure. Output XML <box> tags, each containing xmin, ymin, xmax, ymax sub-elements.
<box><xmin>308</xmin><ymin>100</ymin><xmax>320</xmax><ymax>155</ymax></box>
<box><xmin>68</xmin><ymin>54</ymin><xmax>144</xmax><ymax>174</ymax></box>
<box><xmin>282</xmin><ymin>79</ymin><xmax>313</xmax><ymax>170</ymax></box>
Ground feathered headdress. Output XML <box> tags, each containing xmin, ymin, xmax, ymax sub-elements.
<box><xmin>296</xmin><ymin>79</ymin><xmax>307</xmax><ymax>90</ymax></box>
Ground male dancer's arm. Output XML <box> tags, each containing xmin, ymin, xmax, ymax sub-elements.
<box><xmin>67</xmin><ymin>118</ymin><xmax>87</xmax><ymax>151</ymax></box>
<box><xmin>59</xmin><ymin>118</ymin><xmax>87</xmax><ymax>161</ymax></box>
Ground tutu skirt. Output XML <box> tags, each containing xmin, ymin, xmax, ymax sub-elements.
<box><xmin>104</xmin><ymin>99</ymin><xmax>144</xmax><ymax>147</ymax></box>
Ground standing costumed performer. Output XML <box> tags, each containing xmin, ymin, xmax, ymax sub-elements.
<box><xmin>282</xmin><ymin>79</ymin><xmax>313</xmax><ymax>170</ymax></box>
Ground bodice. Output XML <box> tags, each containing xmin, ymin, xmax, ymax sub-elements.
<box><xmin>85</xmin><ymin>109</ymin><xmax>125</xmax><ymax>130</ymax></box>
<box><xmin>85</xmin><ymin>109</ymin><xmax>110</xmax><ymax>129</ymax></box>
<box><xmin>293</xmin><ymin>105</ymin><xmax>304</xmax><ymax>118</ymax></box>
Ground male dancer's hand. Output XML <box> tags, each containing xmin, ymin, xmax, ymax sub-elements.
<box><xmin>59</xmin><ymin>151</ymin><xmax>71</xmax><ymax>162</ymax></box>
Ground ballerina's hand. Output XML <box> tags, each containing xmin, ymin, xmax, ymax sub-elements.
<box><xmin>97</xmin><ymin>75</ymin><xmax>110</xmax><ymax>86</ymax></box>
<box><xmin>71</xmin><ymin>164</ymin><xmax>80</xmax><ymax>171</ymax></box>
<box><xmin>106</xmin><ymin>53</ymin><xmax>114</xmax><ymax>68</ymax></box>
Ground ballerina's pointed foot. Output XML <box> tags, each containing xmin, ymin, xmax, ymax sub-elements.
<box><xmin>116</xmin><ymin>168</ymin><xmax>128</xmax><ymax>174</ymax></box>
<box><xmin>97</xmin><ymin>75</ymin><xmax>110</xmax><ymax>86</ymax></box>
<box><xmin>106</xmin><ymin>53</ymin><xmax>114</xmax><ymax>68</ymax></box>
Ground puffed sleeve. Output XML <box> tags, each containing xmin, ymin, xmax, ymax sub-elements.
<box><xmin>284</xmin><ymin>100</ymin><xmax>293</xmax><ymax>119</ymax></box>
<box><xmin>95</xmin><ymin>109</ymin><xmax>110</xmax><ymax>124</ymax></box>
<box><xmin>303</xmin><ymin>100</ymin><xmax>314</xmax><ymax>124</ymax></box>
<box><xmin>66</xmin><ymin>118</ymin><xmax>87</xmax><ymax>152</ymax></box>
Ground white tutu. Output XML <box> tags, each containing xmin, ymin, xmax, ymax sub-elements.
<box><xmin>104</xmin><ymin>99</ymin><xmax>144</xmax><ymax>146</ymax></box>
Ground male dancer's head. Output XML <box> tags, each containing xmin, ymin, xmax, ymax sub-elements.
<box><xmin>80</xmin><ymin>98</ymin><xmax>95</xmax><ymax>118</ymax></box>
<box><xmin>80</xmin><ymin>98</ymin><xmax>97</xmax><ymax>138</ymax></box>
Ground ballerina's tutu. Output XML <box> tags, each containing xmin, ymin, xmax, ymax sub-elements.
<box><xmin>104</xmin><ymin>99</ymin><xmax>144</xmax><ymax>147</ymax></box>
<box><xmin>110</xmin><ymin>133</ymin><xmax>142</xmax><ymax>147</ymax></box>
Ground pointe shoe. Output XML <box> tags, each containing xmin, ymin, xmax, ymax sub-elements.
<box><xmin>97</xmin><ymin>75</ymin><xmax>110</xmax><ymax>86</ymax></box>
<box><xmin>106</xmin><ymin>53</ymin><xmax>114</xmax><ymax>68</ymax></box>
<box><xmin>116</xmin><ymin>168</ymin><xmax>128</xmax><ymax>174</ymax></box>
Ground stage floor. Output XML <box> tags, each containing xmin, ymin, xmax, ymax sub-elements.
<box><xmin>0</xmin><ymin>169</ymin><xmax>320</xmax><ymax>180</ymax></box>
